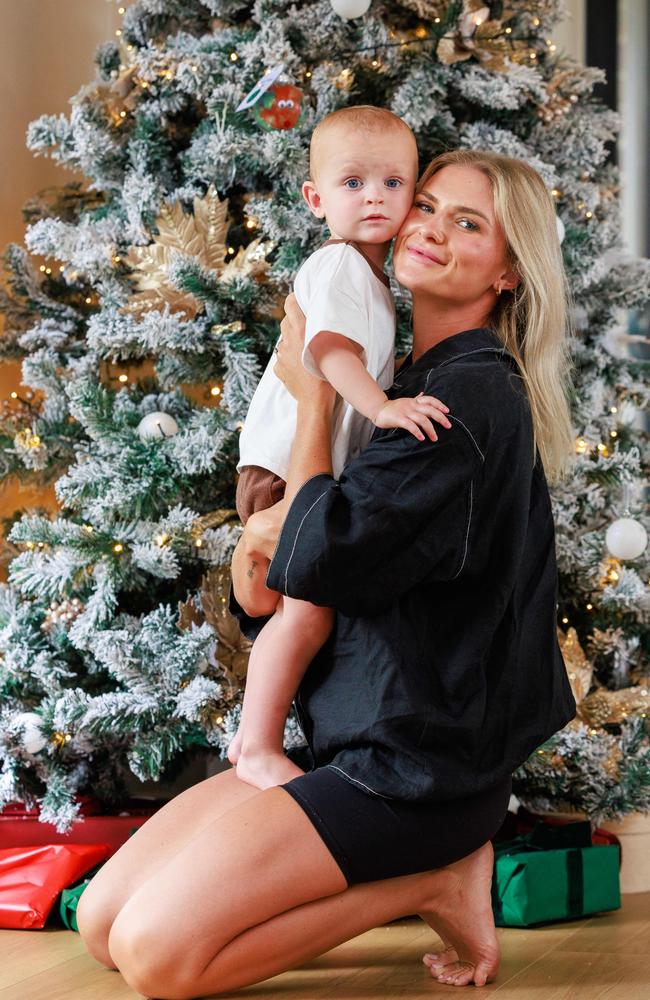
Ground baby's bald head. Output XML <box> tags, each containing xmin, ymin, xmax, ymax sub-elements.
<box><xmin>309</xmin><ymin>106</ymin><xmax>417</xmax><ymax>182</ymax></box>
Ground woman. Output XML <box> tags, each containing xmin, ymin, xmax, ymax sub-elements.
<box><xmin>76</xmin><ymin>150</ymin><xmax>577</xmax><ymax>996</ymax></box>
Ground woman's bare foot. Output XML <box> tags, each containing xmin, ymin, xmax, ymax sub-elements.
<box><xmin>235</xmin><ymin>748</ymin><xmax>304</xmax><ymax>789</ymax></box>
<box><xmin>417</xmin><ymin>841</ymin><xmax>499</xmax><ymax>987</ymax></box>
<box><xmin>227</xmin><ymin>727</ymin><xmax>243</xmax><ymax>766</ymax></box>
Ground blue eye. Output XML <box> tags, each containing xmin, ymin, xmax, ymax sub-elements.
<box><xmin>458</xmin><ymin>218</ymin><xmax>479</xmax><ymax>231</ymax></box>
<box><xmin>345</xmin><ymin>178</ymin><xmax>362</xmax><ymax>189</ymax></box>
<box><xmin>385</xmin><ymin>178</ymin><xmax>402</xmax><ymax>189</ymax></box>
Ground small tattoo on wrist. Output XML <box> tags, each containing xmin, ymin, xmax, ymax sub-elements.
<box><xmin>247</xmin><ymin>560</ymin><xmax>258</xmax><ymax>579</ymax></box>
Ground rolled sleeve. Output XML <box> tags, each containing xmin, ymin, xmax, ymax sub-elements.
<box><xmin>266</xmin><ymin>422</ymin><xmax>480</xmax><ymax>618</ymax></box>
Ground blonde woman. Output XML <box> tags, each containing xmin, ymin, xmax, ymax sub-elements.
<box><xmin>77</xmin><ymin>150</ymin><xmax>577</xmax><ymax>995</ymax></box>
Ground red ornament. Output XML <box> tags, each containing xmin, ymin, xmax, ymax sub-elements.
<box><xmin>256</xmin><ymin>83</ymin><xmax>304</xmax><ymax>131</ymax></box>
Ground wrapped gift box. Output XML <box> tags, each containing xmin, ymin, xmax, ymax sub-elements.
<box><xmin>491</xmin><ymin>819</ymin><xmax>621</xmax><ymax>927</ymax></box>
<box><xmin>0</xmin><ymin>844</ymin><xmax>112</xmax><ymax>929</ymax></box>
<box><xmin>0</xmin><ymin>798</ymin><xmax>167</xmax><ymax>855</ymax></box>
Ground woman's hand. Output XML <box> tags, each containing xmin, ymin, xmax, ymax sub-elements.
<box><xmin>275</xmin><ymin>294</ymin><xmax>336</xmax><ymax>410</ymax></box>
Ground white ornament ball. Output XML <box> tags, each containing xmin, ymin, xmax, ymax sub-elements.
<box><xmin>556</xmin><ymin>215</ymin><xmax>565</xmax><ymax>243</ymax></box>
<box><xmin>15</xmin><ymin>712</ymin><xmax>48</xmax><ymax>754</ymax></box>
<box><xmin>137</xmin><ymin>411</ymin><xmax>179</xmax><ymax>441</ymax></box>
<box><xmin>605</xmin><ymin>517</ymin><xmax>648</xmax><ymax>561</ymax></box>
<box><xmin>330</xmin><ymin>0</ymin><xmax>372</xmax><ymax>19</ymax></box>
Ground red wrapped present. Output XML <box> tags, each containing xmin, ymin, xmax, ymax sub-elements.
<box><xmin>0</xmin><ymin>798</ymin><xmax>167</xmax><ymax>855</ymax></box>
<box><xmin>0</xmin><ymin>843</ymin><xmax>112</xmax><ymax>929</ymax></box>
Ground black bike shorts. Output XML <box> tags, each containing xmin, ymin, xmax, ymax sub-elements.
<box><xmin>280</xmin><ymin>764</ymin><xmax>512</xmax><ymax>887</ymax></box>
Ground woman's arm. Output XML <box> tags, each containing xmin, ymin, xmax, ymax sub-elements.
<box><xmin>231</xmin><ymin>296</ymin><xmax>335</xmax><ymax>616</ymax></box>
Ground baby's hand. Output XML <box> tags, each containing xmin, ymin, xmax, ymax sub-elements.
<box><xmin>374</xmin><ymin>393</ymin><xmax>452</xmax><ymax>442</ymax></box>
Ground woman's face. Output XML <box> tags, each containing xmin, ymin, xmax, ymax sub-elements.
<box><xmin>393</xmin><ymin>164</ymin><xmax>515</xmax><ymax>304</ymax></box>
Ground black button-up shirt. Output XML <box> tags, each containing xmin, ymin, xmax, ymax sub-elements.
<box><xmin>231</xmin><ymin>327</ymin><xmax>577</xmax><ymax>801</ymax></box>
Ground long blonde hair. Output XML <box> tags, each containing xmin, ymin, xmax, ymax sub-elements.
<box><xmin>418</xmin><ymin>149</ymin><xmax>575</xmax><ymax>484</ymax></box>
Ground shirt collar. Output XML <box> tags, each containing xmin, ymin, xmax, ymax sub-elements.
<box><xmin>399</xmin><ymin>327</ymin><xmax>516</xmax><ymax>378</ymax></box>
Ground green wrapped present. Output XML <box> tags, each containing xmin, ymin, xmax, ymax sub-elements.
<box><xmin>59</xmin><ymin>863</ymin><xmax>105</xmax><ymax>931</ymax></box>
<box><xmin>491</xmin><ymin>820</ymin><xmax>621</xmax><ymax>927</ymax></box>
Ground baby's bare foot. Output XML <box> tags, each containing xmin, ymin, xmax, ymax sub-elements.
<box><xmin>227</xmin><ymin>728</ymin><xmax>243</xmax><ymax>766</ymax></box>
<box><xmin>235</xmin><ymin>749</ymin><xmax>304</xmax><ymax>790</ymax></box>
<box><xmin>418</xmin><ymin>841</ymin><xmax>500</xmax><ymax>987</ymax></box>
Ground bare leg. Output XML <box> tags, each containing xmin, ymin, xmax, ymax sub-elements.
<box><xmin>106</xmin><ymin>785</ymin><xmax>501</xmax><ymax>999</ymax></box>
<box><xmin>76</xmin><ymin>767</ymin><xmax>263</xmax><ymax>969</ymax></box>
<box><xmin>229</xmin><ymin>596</ymin><xmax>334</xmax><ymax>789</ymax></box>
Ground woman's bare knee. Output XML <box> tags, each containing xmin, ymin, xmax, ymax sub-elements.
<box><xmin>76</xmin><ymin>886</ymin><xmax>119</xmax><ymax>970</ymax></box>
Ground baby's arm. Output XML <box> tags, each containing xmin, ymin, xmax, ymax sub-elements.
<box><xmin>309</xmin><ymin>331</ymin><xmax>451</xmax><ymax>443</ymax></box>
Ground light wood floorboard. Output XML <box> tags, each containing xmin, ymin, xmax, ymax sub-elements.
<box><xmin>0</xmin><ymin>894</ymin><xmax>647</xmax><ymax>999</ymax></box>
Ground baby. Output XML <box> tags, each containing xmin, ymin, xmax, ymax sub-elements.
<box><xmin>229</xmin><ymin>106</ymin><xmax>449</xmax><ymax>789</ymax></box>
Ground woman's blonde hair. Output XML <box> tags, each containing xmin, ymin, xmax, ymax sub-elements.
<box><xmin>418</xmin><ymin>149</ymin><xmax>575</xmax><ymax>484</ymax></box>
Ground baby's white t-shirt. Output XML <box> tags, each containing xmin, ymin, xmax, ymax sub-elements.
<box><xmin>237</xmin><ymin>241</ymin><xmax>396</xmax><ymax>481</ymax></box>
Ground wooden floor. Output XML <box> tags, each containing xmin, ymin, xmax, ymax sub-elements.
<box><xmin>0</xmin><ymin>893</ymin><xmax>648</xmax><ymax>999</ymax></box>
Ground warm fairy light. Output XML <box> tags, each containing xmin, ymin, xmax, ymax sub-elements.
<box><xmin>113</xmin><ymin>255</ymin><xmax>121</xmax><ymax>263</ymax></box>
<box><xmin>505</xmin><ymin>26</ymin><xmax>512</xmax><ymax>34</ymax></box>
<box><xmin>597</xmin><ymin>443</ymin><xmax>607</xmax><ymax>453</ymax></box>
<box><xmin>85</xmin><ymin>297</ymin><xmax>92</xmax><ymax>304</ymax></box>
<box><xmin>608</xmin><ymin>568</ymin><xmax>619</xmax><ymax>582</ymax></box>
<box><xmin>26</xmin><ymin>541</ymin><xmax>36</xmax><ymax>550</ymax></box>
<box><xmin>551</xmin><ymin>188</ymin><xmax>561</xmax><ymax>198</ymax></box>
<box><xmin>216</xmin><ymin>716</ymin><xmax>223</xmax><ymax>724</ymax></box>
<box><xmin>586</xmin><ymin>603</ymin><xmax>593</xmax><ymax>610</ymax></box>
<box><xmin>434</xmin><ymin>16</ymin><xmax>440</xmax><ymax>23</ymax></box>
<box><xmin>229</xmin><ymin>52</ymin><xmax>238</xmax><ymax>62</ymax></box>
<box><xmin>83</xmin><ymin>524</ymin><xmax>94</xmax><ymax>534</ymax></box>
<box><xmin>577</xmin><ymin>201</ymin><xmax>585</xmax><ymax>209</ymax></box>
<box><xmin>59</xmin><ymin>264</ymin><xmax>65</xmax><ymax>271</ymax></box>
<box><xmin>549</xmin><ymin>44</ymin><xmax>557</xmax><ymax>52</ymax></box>
<box><xmin>118</xmin><ymin>374</ymin><xmax>128</xmax><ymax>383</ymax></box>
<box><xmin>305</xmin><ymin>70</ymin><xmax>312</xmax><ymax>78</ymax></box>
<box><xmin>155</xmin><ymin>533</ymin><xmax>170</xmax><ymax>546</ymax></box>
<box><xmin>570</xmin><ymin>94</ymin><xmax>579</xmax><ymax>103</ymax></box>
<box><xmin>472</xmin><ymin>14</ymin><xmax>483</xmax><ymax>25</ymax></box>
<box><xmin>529</xmin><ymin>51</ymin><xmax>537</xmax><ymax>60</ymax></box>
<box><xmin>610</xmin><ymin>405</ymin><xmax>618</xmax><ymax>413</ymax></box>
<box><xmin>533</xmin><ymin>17</ymin><xmax>540</xmax><ymax>26</ymax></box>
<box><xmin>118</xmin><ymin>5</ymin><xmax>125</xmax><ymax>13</ymax></box>
<box><xmin>227</xmin><ymin>246</ymin><xmax>235</xmax><ymax>255</ymax></box>
<box><xmin>210</xmin><ymin>386</ymin><xmax>221</xmax><ymax>396</ymax></box>
<box><xmin>245</xmin><ymin>218</ymin><xmax>257</xmax><ymax>230</ymax></box>
<box><xmin>141</xmin><ymin>81</ymin><xmax>149</xmax><ymax>88</ymax></box>
<box><xmin>561</xmin><ymin>616</ymin><xmax>569</xmax><ymax>624</ymax></box>
<box><xmin>575</xmin><ymin>438</ymin><xmax>588</xmax><ymax>454</ymax></box>
<box><xmin>39</xmin><ymin>265</ymin><xmax>46</xmax><ymax>272</ymax></box>
<box><xmin>415</xmin><ymin>25</ymin><xmax>427</xmax><ymax>37</ymax></box>
<box><xmin>113</xmin><ymin>543</ymin><xmax>124</xmax><ymax>553</ymax></box>
<box><xmin>120</xmin><ymin>111</ymin><xmax>127</xmax><ymax>118</ymax></box>
<box><xmin>371</xmin><ymin>58</ymin><xmax>380</xmax><ymax>68</ymax></box>
<box><xmin>115</xmin><ymin>29</ymin><xmax>122</xmax><ymax>37</ymax></box>
<box><xmin>127</xmin><ymin>44</ymin><xmax>133</xmax><ymax>51</ymax></box>
<box><xmin>610</xmin><ymin>430</ymin><xmax>617</xmax><ymax>438</ymax></box>
<box><xmin>195</xmin><ymin>537</ymin><xmax>203</xmax><ymax>548</ymax></box>
<box><xmin>10</xmin><ymin>391</ymin><xmax>18</xmax><ymax>399</ymax></box>
<box><xmin>585</xmin><ymin>211</ymin><xmax>593</xmax><ymax>219</ymax></box>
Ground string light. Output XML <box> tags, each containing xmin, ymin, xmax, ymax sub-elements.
<box><xmin>118</xmin><ymin>5</ymin><xmax>125</xmax><ymax>13</ymax></box>
<box><xmin>119</xmin><ymin>110</ymin><xmax>127</xmax><ymax>118</ymax></box>
<box><xmin>85</xmin><ymin>296</ymin><xmax>92</xmax><ymax>304</ymax></box>
<box><xmin>505</xmin><ymin>26</ymin><xmax>512</xmax><ymax>34</ymax></box>
<box><xmin>39</xmin><ymin>265</ymin><xmax>46</xmax><ymax>273</ymax></box>
<box><xmin>83</xmin><ymin>525</ymin><xmax>94</xmax><ymax>534</ymax></box>
<box><xmin>415</xmin><ymin>25</ymin><xmax>427</xmax><ymax>38</ymax></box>
<box><xmin>210</xmin><ymin>386</ymin><xmax>221</xmax><ymax>397</ymax></box>
<box><xmin>586</xmin><ymin>603</ymin><xmax>593</xmax><ymax>610</ymax></box>
<box><xmin>529</xmin><ymin>51</ymin><xmax>537</xmax><ymax>60</ymax></box>
<box><xmin>115</xmin><ymin>29</ymin><xmax>122</xmax><ymax>37</ymax></box>
<box><xmin>610</xmin><ymin>430</ymin><xmax>618</xmax><ymax>438</ymax></box>
<box><xmin>227</xmin><ymin>246</ymin><xmax>235</xmax><ymax>255</ymax></box>
<box><xmin>561</xmin><ymin>616</ymin><xmax>569</xmax><ymax>624</ymax></box>
<box><xmin>434</xmin><ymin>16</ymin><xmax>441</xmax><ymax>23</ymax></box>
<box><xmin>305</xmin><ymin>70</ymin><xmax>312</xmax><ymax>78</ymax></box>
<box><xmin>113</xmin><ymin>542</ymin><xmax>124</xmax><ymax>553</ymax></box>
<box><xmin>585</xmin><ymin>211</ymin><xmax>593</xmax><ymax>219</ymax></box>
<box><xmin>155</xmin><ymin>533</ymin><xmax>170</xmax><ymax>546</ymax></box>
<box><xmin>533</xmin><ymin>17</ymin><xmax>540</xmax><ymax>26</ymax></box>
<box><xmin>229</xmin><ymin>52</ymin><xmax>238</xmax><ymax>62</ymax></box>
<box><xmin>371</xmin><ymin>58</ymin><xmax>381</xmax><ymax>68</ymax></box>
<box><xmin>575</xmin><ymin>438</ymin><xmax>588</xmax><ymax>454</ymax></box>
<box><xmin>118</xmin><ymin>374</ymin><xmax>128</xmax><ymax>383</ymax></box>
<box><xmin>195</xmin><ymin>537</ymin><xmax>204</xmax><ymax>548</ymax></box>
<box><xmin>551</xmin><ymin>188</ymin><xmax>561</xmax><ymax>198</ymax></box>
<box><xmin>10</xmin><ymin>391</ymin><xmax>18</xmax><ymax>399</ymax></box>
<box><xmin>610</xmin><ymin>405</ymin><xmax>618</xmax><ymax>413</ymax></box>
<box><xmin>245</xmin><ymin>218</ymin><xmax>257</xmax><ymax>230</ymax></box>
<box><xmin>113</xmin><ymin>255</ymin><xmax>121</xmax><ymax>263</ymax></box>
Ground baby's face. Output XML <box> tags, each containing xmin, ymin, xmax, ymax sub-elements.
<box><xmin>304</xmin><ymin>127</ymin><xmax>418</xmax><ymax>245</ymax></box>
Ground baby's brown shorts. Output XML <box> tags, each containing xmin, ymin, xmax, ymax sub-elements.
<box><xmin>236</xmin><ymin>465</ymin><xmax>286</xmax><ymax>524</ymax></box>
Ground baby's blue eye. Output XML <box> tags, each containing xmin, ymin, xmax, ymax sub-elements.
<box><xmin>345</xmin><ymin>178</ymin><xmax>362</xmax><ymax>189</ymax></box>
<box><xmin>385</xmin><ymin>178</ymin><xmax>402</xmax><ymax>189</ymax></box>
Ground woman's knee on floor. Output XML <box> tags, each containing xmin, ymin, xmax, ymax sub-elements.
<box><xmin>76</xmin><ymin>879</ymin><xmax>120</xmax><ymax>969</ymax></box>
<box><xmin>107</xmin><ymin>896</ymin><xmax>213</xmax><ymax>1000</ymax></box>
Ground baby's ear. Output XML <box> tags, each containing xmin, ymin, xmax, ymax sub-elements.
<box><xmin>302</xmin><ymin>181</ymin><xmax>325</xmax><ymax>219</ymax></box>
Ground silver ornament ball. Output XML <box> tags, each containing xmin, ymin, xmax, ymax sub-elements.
<box><xmin>330</xmin><ymin>0</ymin><xmax>372</xmax><ymax>19</ymax></box>
<box><xmin>605</xmin><ymin>517</ymin><xmax>648</xmax><ymax>561</ymax></box>
<box><xmin>137</xmin><ymin>411</ymin><xmax>180</xmax><ymax>441</ymax></box>
<box><xmin>15</xmin><ymin>711</ymin><xmax>48</xmax><ymax>754</ymax></box>
<box><xmin>556</xmin><ymin>215</ymin><xmax>565</xmax><ymax>243</ymax></box>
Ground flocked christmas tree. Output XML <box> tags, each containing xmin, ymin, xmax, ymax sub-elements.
<box><xmin>0</xmin><ymin>0</ymin><xmax>648</xmax><ymax>831</ymax></box>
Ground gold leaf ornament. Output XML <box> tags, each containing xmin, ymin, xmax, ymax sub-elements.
<box><xmin>436</xmin><ymin>1</ymin><xmax>526</xmax><ymax>72</ymax></box>
<box><xmin>123</xmin><ymin>186</ymin><xmax>271</xmax><ymax>317</ymax></box>
<box><xmin>579</xmin><ymin>685</ymin><xmax>650</xmax><ymax>728</ymax></box>
<box><xmin>557</xmin><ymin>626</ymin><xmax>593</xmax><ymax>704</ymax></box>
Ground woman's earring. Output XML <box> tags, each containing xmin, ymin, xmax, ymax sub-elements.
<box><xmin>495</xmin><ymin>285</ymin><xmax>502</xmax><ymax>296</ymax></box>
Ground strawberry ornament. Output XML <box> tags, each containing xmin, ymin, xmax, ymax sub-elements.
<box><xmin>253</xmin><ymin>83</ymin><xmax>304</xmax><ymax>131</ymax></box>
